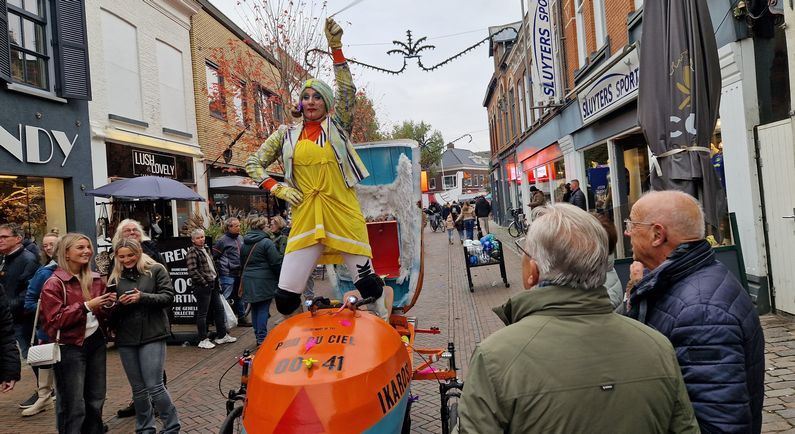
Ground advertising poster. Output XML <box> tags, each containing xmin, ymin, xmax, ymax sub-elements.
<box><xmin>158</xmin><ymin>237</ymin><xmax>198</xmax><ymax>324</ymax></box>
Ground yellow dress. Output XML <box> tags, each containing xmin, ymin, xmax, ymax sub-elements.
<box><xmin>286</xmin><ymin>137</ymin><xmax>371</xmax><ymax>263</ymax></box>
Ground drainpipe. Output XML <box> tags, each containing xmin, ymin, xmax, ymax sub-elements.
<box><xmin>555</xmin><ymin>0</ymin><xmax>569</xmax><ymax>97</ymax></box>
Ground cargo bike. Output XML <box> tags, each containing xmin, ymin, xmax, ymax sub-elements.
<box><xmin>218</xmin><ymin>140</ymin><xmax>463</xmax><ymax>434</ymax></box>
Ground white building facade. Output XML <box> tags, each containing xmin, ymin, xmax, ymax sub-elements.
<box><xmin>85</xmin><ymin>0</ymin><xmax>204</xmax><ymax>242</ymax></box>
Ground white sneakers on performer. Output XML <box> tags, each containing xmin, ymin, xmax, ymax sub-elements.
<box><xmin>214</xmin><ymin>334</ymin><xmax>238</xmax><ymax>345</ymax></box>
<box><xmin>198</xmin><ymin>339</ymin><xmax>216</xmax><ymax>349</ymax></box>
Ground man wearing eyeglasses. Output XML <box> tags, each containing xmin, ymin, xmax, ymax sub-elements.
<box><xmin>457</xmin><ymin>204</ymin><xmax>698</xmax><ymax>433</ymax></box>
<box><xmin>623</xmin><ymin>190</ymin><xmax>764</xmax><ymax>434</ymax></box>
<box><xmin>0</xmin><ymin>224</ymin><xmax>39</xmax><ymax>406</ymax></box>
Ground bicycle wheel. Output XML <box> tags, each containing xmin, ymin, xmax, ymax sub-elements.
<box><xmin>218</xmin><ymin>405</ymin><xmax>244</xmax><ymax>434</ymax></box>
<box><xmin>507</xmin><ymin>221</ymin><xmax>520</xmax><ymax>238</ymax></box>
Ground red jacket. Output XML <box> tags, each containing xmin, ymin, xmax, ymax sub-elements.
<box><xmin>40</xmin><ymin>268</ymin><xmax>111</xmax><ymax>346</ymax></box>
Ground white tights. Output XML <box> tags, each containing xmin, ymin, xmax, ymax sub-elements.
<box><xmin>278</xmin><ymin>243</ymin><xmax>373</xmax><ymax>294</ymax></box>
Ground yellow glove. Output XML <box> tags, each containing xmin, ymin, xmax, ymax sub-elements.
<box><xmin>325</xmin><ymin>17</ymin><xmax>343</xmax><ymax>49</ymax></box>
<box><xmin>271</xmin><ymin>183</ymin><xmax>304</xmax><ymax>207</ymax></box>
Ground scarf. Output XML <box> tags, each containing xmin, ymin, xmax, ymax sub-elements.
<box><xmin>628</xmin><ymin>239</ymin><xmax>714</xmax><ymax>323</ymax></box>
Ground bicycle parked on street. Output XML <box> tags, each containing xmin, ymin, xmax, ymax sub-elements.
<box><xmin>507</xmin><ymin>207</ymin><xmax>528</xmax><ymax>237</ymax></box>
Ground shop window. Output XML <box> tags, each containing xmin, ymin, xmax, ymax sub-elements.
<box><xmin>614</xmin><ymin>133</ymin><xmax>651</xmax><ymax>258</ymax></box>
<box><xmin>102</xmin><ymin>10</ymin><xmax>143</xmax><ymax>120</ymax></box>
<box><xmin>0</xmin><ymin>175</ymin><xmax>65</xmax><ymax>240</ymax></box>
<box><xmin>584</xmin><ymin>144</ymin><xmax>610</xmax><ymax>213</ymax></box>
<box><xmin>7</xmin><ymin>0</ymin><xmax>48</xmax><ymax>89</ymax></box>
<box><xmin>708</xmin><ymin>120</ymin><xmax>731</xmax><ymax>244</ymax></box>
<box><xmin>552</xmin><ymin>159</ymin><xmax>567</xmax><ymax>203</ymax></box>
<box><xmin>205</xmin><ymin>62</ymin><xmax>225</xmax><ymax>119</ymax></box>
<box><xmin>443</xmin><ymin>175</ymin><xmax>457</xmax><ymax>189</ymax></box>
<box><xmin>429</xmin><ymin>178</ymin><xmax>436</xmax><ymax>190</ymax></box>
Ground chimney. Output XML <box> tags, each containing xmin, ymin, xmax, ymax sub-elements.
<box><xmin>447</xmin><ymin>142</ymin><xmax>454</xmax><ymax>149</ymax></box>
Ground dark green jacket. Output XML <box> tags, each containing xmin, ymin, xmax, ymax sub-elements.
<box><xmin>111</xmin><ymin>264</ymin><xmax>174</xmax><ymax>346</ymax></box>
<box><xmin>458</xmin><ymin>285</ymin><xmax>699</xmax><ymax>434</ymax></box>
<box><xmin>240</xmin><ymin>230</ymin><xmax>283</xmax><ymax>304</ymax></box>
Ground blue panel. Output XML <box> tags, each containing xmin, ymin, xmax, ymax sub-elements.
<box><xmin>357</xmin><ymin>146</ymin><xmax>413</xmax><ymax>186</ymax></box>
<box><xmin>361</xmin><ymin>391</ymin><xmax>408</xmax><ymax>434</ymax></box>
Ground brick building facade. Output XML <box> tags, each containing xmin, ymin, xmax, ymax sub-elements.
<box><xmin>190</xmin><ymin>0</ymin><xmax>283</xmax><ymax>217</ymax></box>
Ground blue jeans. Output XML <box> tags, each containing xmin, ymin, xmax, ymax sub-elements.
<box><xmin>54</xmin><ymin>332</ymin><xmax>106</xmax><ymax>434</ymax></box>
<box><xmin>14</xmin><ymin>322</ymin><xmax>33</xmax><ymax>358</ymax></box>
<box><xmin>464</xmin><ymin>219</ymin><xmax>475</xmax><ymax>240</ymax></box>
<box><xmin>447</xmin><ymin>229</ymin><xmax>454</xmax><ymax>242</ymax></box>
<box><xmin>219</xmin><ymin>275</ymin><xmax>245</xmax><ymax>318</ymax></box>
<box><xmin>250</xmin><ymin>299</ymin><xmax>271</xmax><ymax>345</ymax></box>
<box><xmin>118</xmin><ymin>340</ymin><xmax>180</xmax><ymax>434</ymax></box>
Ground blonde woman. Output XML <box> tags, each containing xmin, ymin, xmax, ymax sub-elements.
<box><xmin>108</xmin><ymin>238</ymin><xmax>179</xmax><ymax>433</ymax></box>
<box><xmin>40</xmin><ymin>233</ymin><xmax>115</xmax><ymax>434</ymax></box>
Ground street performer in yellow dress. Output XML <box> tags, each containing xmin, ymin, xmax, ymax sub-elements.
<box><xmin>245</xmin><ymin>17</ymin><xmax>384</xmax><ymax>316</ymax></box>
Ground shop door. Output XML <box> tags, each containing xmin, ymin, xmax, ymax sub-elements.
<box><xmin>757</xmin><ymin>119</ymin><xmax>795</xmax><ymax>314</ymax></box>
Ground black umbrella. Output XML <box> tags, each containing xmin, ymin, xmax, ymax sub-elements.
<box><xmin>85</xmin><ymin>176</ymin><xmax>205</xmax><ymax>201</ymax></box>
<box><xmin>637</xmin><ymin>0</ymin><xmax>727</xmax><ymax>236</ymax></box>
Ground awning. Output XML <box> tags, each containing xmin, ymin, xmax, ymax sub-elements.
<box><xmin>209</xmin><ymin>176</ymin><xmax>260</xmax><ymax>193</ymax></box>
<box><xmin>93</xmin><ymin>127</ymin><xmax>204</xmax><ymax>158</ymax></box>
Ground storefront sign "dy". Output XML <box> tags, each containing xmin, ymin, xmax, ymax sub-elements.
<box><xmin>0</xmin><ymin>124</ymin><xmax>78</xmax><ymax>167</ymax></box>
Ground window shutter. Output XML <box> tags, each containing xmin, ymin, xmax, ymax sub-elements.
<box><xmin>53</xmin><ymin>0</ymin><xmax>91</xmax><ymax>99</ymax></box>
<box><xmin>0</xmin><ymin>0</ymin><xmax>11</xmax><ymax>82</ymax></box>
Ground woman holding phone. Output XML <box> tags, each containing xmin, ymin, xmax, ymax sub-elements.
<box><xmin>40</xmin><ymin>233</ymin><xmax>115</xmax><ymax>434</ymax></box>
<box><xmin>108</xmin><ymin>238</ymin><xmax>180</xmax><ymax>433</ymax></box>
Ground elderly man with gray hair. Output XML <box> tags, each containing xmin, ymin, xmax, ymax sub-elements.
<box><xmin>186</xmin><ymin>229</ymin><xmax>235</xmax><ymax>349</ymax></box>
<box><xmin>623</xmin><ymin>190</ymin><xmax>764</xmax><ymax>433</ymax></box>
<box><xmin>457</xmin><ymin>203</ymin><xmax>698</xmax><ymax>434</ymax></box>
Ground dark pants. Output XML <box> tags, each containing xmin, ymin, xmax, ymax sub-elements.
<box><xmin>195</xmin><ymin>286</ymin><xmax>227</xmax><ymax>340</ymax></box>
<box><xmin>54</xmin><ymin>331</ymin><xmax>106</xmax><ymax>434</ymax></box>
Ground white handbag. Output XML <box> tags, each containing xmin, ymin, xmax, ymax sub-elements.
<box><xmin>27</xmin><ymin>279</ymin><xmax>66</xmax><ymax>366</ymax></box>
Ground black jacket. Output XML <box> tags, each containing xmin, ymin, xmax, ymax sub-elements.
<box><xmin>474</xmin><ymin>198</ymin><xmax>491</xmax><ymax>217</ymax></box>
<box><xmin>568</xmin><ymin>188</ymin><xmax>587</xmax><ymax>210</ymax></box>
<box><xmin>0</xmin><ymin>288</ymin><xmax>20</xmax><ymax>383</ymax></box>
<box><xmin>0</xmin><ymin>247</ymin><xmax>39</xmax><ymax>322</ymax></box>
<box><xmin>111</xmin><ymin>264</ymin><xmax>174</xmax><ymax>346</ymax></box>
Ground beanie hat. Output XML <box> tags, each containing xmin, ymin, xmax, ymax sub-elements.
<box><xmin>301</xmin><ymin>78</ymin><xmax>334</xmax><ymax>109</ymax></box>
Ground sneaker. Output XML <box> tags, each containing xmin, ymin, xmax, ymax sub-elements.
<box><xmin>18</xmin><ymin>392</ymin><xmax>37</xmax><ymax>409</ymax></box>
<box><xmin>214</xmin><ymin>334</ymin><xmax>238</xmax><ymax>345</ymax></box>
<box><xmin>198</xmin><ymin>338</ymin><xmax>216</xmax><ymax>349</ymax></box>
<box><xmin>116</xmin><ymin>400</ymin><xmax>135</xmax><ymax>418</ymax></box>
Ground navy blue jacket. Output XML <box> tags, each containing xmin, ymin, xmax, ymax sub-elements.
<box><xmin>627</xmin><ymin>241</ymin><xmax>764</xmax><ymax>434</ymax></box>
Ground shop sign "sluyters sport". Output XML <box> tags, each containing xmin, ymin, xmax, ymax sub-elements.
<box><xmin>132</xmin><ymin>149</ymin><xmax>177</xmax><ymax>178</ymax></box>
<box><xmin>577</xmin><ymin>46</ymin><xmax>640</xmax><ymax>126</ymax></box>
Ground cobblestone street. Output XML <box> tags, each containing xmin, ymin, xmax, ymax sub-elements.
<box><xmin>3</xmin><ymin>222</ymin><xmax>795</xmax><ymax>433</ymax></box>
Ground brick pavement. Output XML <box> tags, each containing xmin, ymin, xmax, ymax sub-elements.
<box><xmin>4</xmin><ymin>220</ymin><xmax>795</xmax><ymax>433</ymax></box>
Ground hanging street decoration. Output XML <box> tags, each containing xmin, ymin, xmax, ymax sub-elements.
<box><xmin>305</xmin><ymin>27</ymin><xmax>516</xmax><ymax>75</ymax></box>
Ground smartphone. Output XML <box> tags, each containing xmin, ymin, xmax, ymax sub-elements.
<box><xmin>105</xmin><ymin>283</ymin><xmax>117</xmax><ymax>294</ymax></box>
<box><xmin>123</xmin><ymin>289</ymin><xmax>136</xmax><ymax>296</ymax></box>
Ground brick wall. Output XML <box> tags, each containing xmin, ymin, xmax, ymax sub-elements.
<box><xmin>189</xmin><ymin>10</ymin><xmax>282</xmax><ymax>169</ymax></box>
<box><xmin>562</xmin><ymin>0</ymin><xmax>638</xmax><ymax>86</ymax></box>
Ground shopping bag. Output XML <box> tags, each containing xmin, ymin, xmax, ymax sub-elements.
<box><xmin>222</xmin><ymin>298</ymin><xmax>238</xmax><ymax>329</ymax></box>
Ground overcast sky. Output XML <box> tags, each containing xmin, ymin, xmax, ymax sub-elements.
<box><xmin>209</xmin><ymin>0</ymin><xmax>523</xmax><ymax>152</ymax></box>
